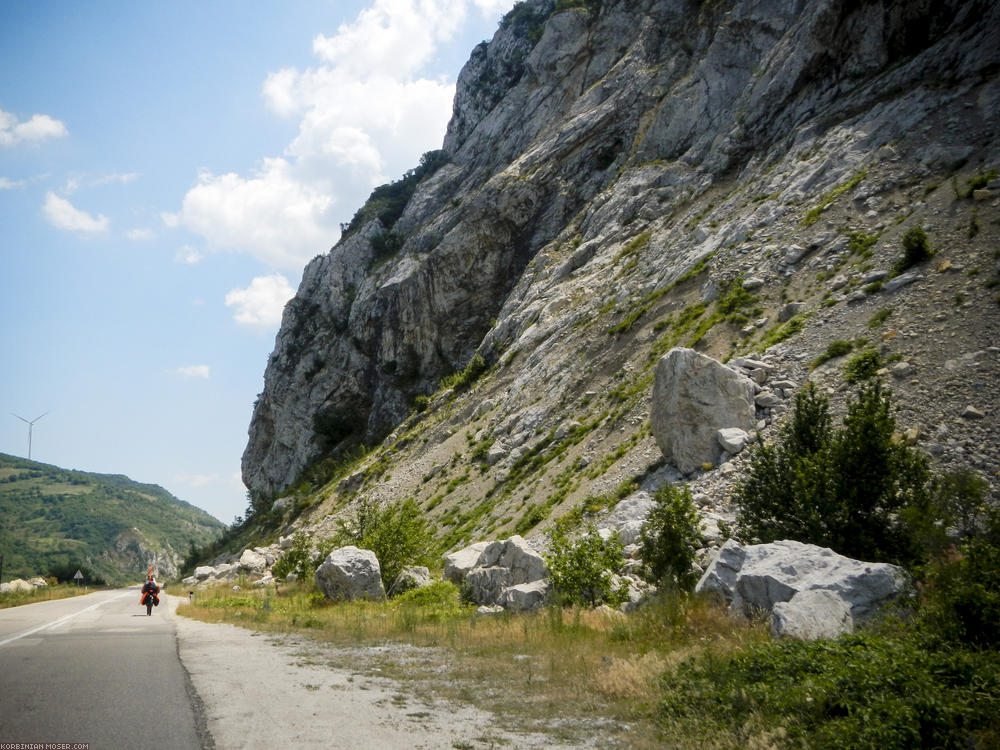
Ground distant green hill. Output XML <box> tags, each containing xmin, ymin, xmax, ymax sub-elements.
<box><xmin>0</xmin><ymin>453</ymin><xmax>225</xmax><ymax>585</ymax></box>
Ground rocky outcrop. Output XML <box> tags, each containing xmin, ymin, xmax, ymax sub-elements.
<box><xmin>651</xmin><ymin>348</ymin><xmax>757</xmax><ymax>473</ymax></box>
<box><xmin>696</xmin><ymin>539</ymin><xmax>910</xmax><ymax>639</ymax></box>
<box><xmin>314</xmin><ymin>546</ymin><xmax>386</xmax><ymax>602</ymax></box>
<box><xmin>448</xmin><ymin>536</ymin><xmax>550</xmax><ymax>611</ymax></box>
<box><xmin>241</xmin><ymin>0</ymin><xmax>1000</xmax><ymax>500</ymax></box>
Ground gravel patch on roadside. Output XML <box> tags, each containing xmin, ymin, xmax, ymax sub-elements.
<box><xmin>167</xmin><ymin>596</ymin><xmax>576</xmax><ymax>749</ymax></box>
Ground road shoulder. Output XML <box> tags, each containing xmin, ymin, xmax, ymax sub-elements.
<box><xmin>167</xmin><ymin>595</ymin><xmax>553</xmax><ymax>749</ymax></box>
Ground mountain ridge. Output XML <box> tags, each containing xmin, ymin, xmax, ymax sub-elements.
<box><xmin>0</xmin><ymin>452</ymin><xmax>224</xmax><ymax>584</ymax></box>
<box><xmin>240</xmin><ymin>0</ymin><xmax>999</xmax><ymax>548</ymax></box>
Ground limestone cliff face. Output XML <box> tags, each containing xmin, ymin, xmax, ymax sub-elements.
<box><xmin>243</xmin><ymin>0</ymin><xmax>1000</xmax><ymax>501</ymax></box>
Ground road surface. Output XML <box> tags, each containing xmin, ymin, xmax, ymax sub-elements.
<box><xmin>0</xmin><ymin>587</ymin><xmax>207</xmax><ymax>749</ymax></box>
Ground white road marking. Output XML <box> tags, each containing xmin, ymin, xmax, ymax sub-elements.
<box><xmin>0</xmin><ymin>591</ymin><xmax>132</xmax><ymax>647</ymax></box>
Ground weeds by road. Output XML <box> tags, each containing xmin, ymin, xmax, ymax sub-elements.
<box><xmin>0</xmin><ymin>582</ymin><xmax>97</xmax><ymax>609</ymax></box>
<box><xmin>178</xmin><ymin>581</ymin><xmax>765</xmax><ymax>748</ymax></box>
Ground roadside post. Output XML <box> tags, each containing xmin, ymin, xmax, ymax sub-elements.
<box><xmin>73</xmin><ymin>569</ymin><xmax>84</xmax><ymax>587</ymax></box>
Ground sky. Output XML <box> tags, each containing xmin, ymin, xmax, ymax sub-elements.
<box><xmin>0</xmin><ymin>0</ymin><xmax>517</xmax><ymax>524</ymax></box>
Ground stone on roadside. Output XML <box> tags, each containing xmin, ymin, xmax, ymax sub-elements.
<box><xmin>696</xmin><ymin>539</ymin><xmax>908</xmax><ymax>635</ymax></box>
<box><xmin>499</xmin><ymin>580</ymin><xmax>551</xmax><ymax>612</ymax></box>
<box><xmin>314</xmin><ymin>546</ymin><xmax>386</xmax><ymax>602</ymax></box>
<box><xmin>238</xmin><ymin>548</ymin><xmax>268</xmax><ymax>575</ymax></box>
<box><xmin>443</xmin><ymin>541</ymin><xmax>490</xmax><ymax>585</ymax></box>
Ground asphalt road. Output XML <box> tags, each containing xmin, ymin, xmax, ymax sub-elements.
<box><xmin>0</xmin><ymin>587</ymin><xmax>207</xmax><ymax>749</ymax></box>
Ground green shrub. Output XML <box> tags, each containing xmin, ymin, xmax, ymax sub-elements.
<box><xmin>440</xmin><ymin>353</ymin><xmax>488</xmax><ymax>393</ymax></box>
<box><xmin>868</xmin><ymin>307</ymin><xmax>893</xmax><ymax>329</ymax></box>
<box><xmin>965</xmin><ymin>168</ymin><xmax>998</xmax><ymax>196</ymax></box>
<box><xmin>638</xmin><ymin>484</ymin><xmax>704</xmax><ymax>590</ymax></box>
<box><xmin>915</xmin><ymin>473</ymin><xmax>1000</xmax><ymax>648</ymax></box>
<box><xmin>341</xmin><ymin>150</ymin><xmax>448</xmax><ymax>237</ymax></box>
<box><xmin>272</xmin><ymin>532</ymin><xmax>316</xmax><ymax>580</ymax></box>
<box><xmin>335</xmin><ymin>497</ymin><xmax>438</xmax><ymax>590</ymax></box>
<box><xmin>847</xmin><ymin>230</ymin><xmax>879</xmax><ymax>256</ymax></box>
<box><xmin>391</xmin><ymin>580</ymin><xmax>465</xmax><ymax>622</ymax></box>
<box><xmin>843</xmin><ymin>347</ymin><xmax>882</xmax><ymax>383</ymax></box>
<box><xmin>897</xmin><ymin>226</ymin><xmax>933</xmax><ymax>271</ymax></box>
<box><xmin>735</xmin><ymin>381</ymin><xmax>931</xmax><ymax>566</ymax></box>
<box><xmin>810</xmin><ymin>339</ymin><xmax>853</xmax><ymax>368</ymax></box>
<box><xmin>545</xmin><ymin>524</ymin><xmax>626</xmax><ymax>607</ymax></box>
<box><xmin>371</xmin><ymin>229</ymin><xmax>404</xmax><ymax>258</ymax></box>
<box><xmin>658</xmin><ymin>634</ymin><xmax>1000</xmax><ymax>748</ymax></box>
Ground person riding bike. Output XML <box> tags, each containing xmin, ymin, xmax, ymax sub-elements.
<box><xmin>140</xmin><ymin>569</ymin><xmax>160</xmax><ymax>614</ymax></box>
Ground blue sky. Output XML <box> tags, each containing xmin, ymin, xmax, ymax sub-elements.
<box><xmin>0</xmin><ymin>0</ymin><xmax>516</xmax><ymax>524</ymax></box>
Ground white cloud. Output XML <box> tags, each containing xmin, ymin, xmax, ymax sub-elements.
<box><xmin>171</xmin><ymin>365</ymin><xmax>211</xmax><ymax>379</ymax></box>
<box><xmin>0</xmin><ymin>176</ymin><xmax>25</xmax><ymax>189</ymax></box>
<box><xmin>174</xmin><ymin>159</ymin><xmax>334</xmax><ymax>270</ymax></box>
<box><xmin>173</xmin><ymin>1</ymin><xmax>516</xmax><ymax>271</ymax></box>
<box><xmin>64</xmin><ymin>172</ymin><xmax>139</xmax><ymax>194</ymax></box>
<box><xmin>127</xmin><ymin>228</ymin><xmax>154</xmax><ymax>241</ymax></box>
<box><xmin>173</xmin><ymin>472</ymin><xmax>220</xmax><ymax>488</ymax></box>
<box><xmin>42</xmin><ymin>191</ymin><xmax>109</xmax><ymax>233</ymax></box>
<box><xmin>174</xmin><ymin>245</ymin><xmax>203</xmax><ymax>264</ymax></box>
<box><xmin>0</xmin><ymin>109</ymin><xmax>68</xmax><ymax>147</ymax></box>
<box><xmin>310</xmin><ymin>0</ymin><xmax>467</xmax><ymax>79</ymax></box>
<box><xmin>225</xmin><ymin>274</ymin><xmax>295</xmax><ymax>332</ymax></box>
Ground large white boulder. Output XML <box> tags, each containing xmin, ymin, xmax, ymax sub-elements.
<box><xmin>193</xmin><ymin>565</ymin><xmax>216</xmax><ymax>581</ymax></box>
<box><xmin>463</xmin><ymin>536</ymin><xmax>550</xmax><ymax>608</ymax></box>
<box><xmin>0</xmin><ymin>578</ymin><xmax>34</xmax><ymax>594</ymax></box>
<box><xmin>771</xmin><ymin>589</ymin><xmax>854</xmax><ymax>640</ymax></box>
<box><xmin>651</xmin><ymin>348</ymin><xmax>756</xmax><ymax>473</ymax></box>
<box><xmin>696</xmin><ymin>539</ymin><xmax>909</xmax><ymax>639</ymax></box>
<box><xmin>238</xmin><ymin>548</ymin><xmax>268</xmax><ymax>574</ymax></box>
<box><xmin>443</xmin><ymin>541</ymin><xmax>490</xmax><ymax>585</ymax></box>
<box><xmin>314</xmin><ymin>546</ymin><xmax>386</xmax><ymax>601</ymax></box>
<box><xmin>499</xmin><ymin>580</ymin><xmax>551</xmax><ymax>612</ymax></box>
<box><xmin>476</xmin><ymin>536</ymin><xmax>548</xmax><ymax>585</ymax></box>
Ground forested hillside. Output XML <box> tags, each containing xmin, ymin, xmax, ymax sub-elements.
<box><xmin>0</xmin><ymin>453</ymin><xmax>224</xmax><ymax>584</ymax></box>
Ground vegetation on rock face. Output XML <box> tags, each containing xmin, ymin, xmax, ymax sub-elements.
<box><xmin>340</xmin><ymin>149</ymin><xmax>448</xmax><ymax>238</ymax></box>
<box><xmin>897</xmin><ymin>225</ymin><xmax>934</xmax><ymax>272</ymax></box>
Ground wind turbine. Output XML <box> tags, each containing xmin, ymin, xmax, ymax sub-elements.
<box><xmin>12</xmin><ymin>412</ymin><xmax>48</xmax><ymax>461</ymax></box>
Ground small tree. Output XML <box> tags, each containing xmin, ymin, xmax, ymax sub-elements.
<box><xmin>545</xmin><ymin>524</ymin><xmax>626</xmax><ymax>607</ymax></box>
<box><xmin>336</xmin><ymin>497</ymin><xmax>437</xmax><ymax>591</ymax></box>
<box><xmin>735</xmin><ymin>380</ymin><xmax>931</xmax><ymax>567</ymax></box>
<box><xmin>272</xmin><ymin>532</ymin><xmax>316</xmax><ymax>580</ymax></box>
<box><xmin>638</xmin><ymin>483</ymin><xmax>704</xmax><ymax>590</ymax></box>
<box><xmin>897</xmin><ymin>226</ymin><xmax>933</xmax><ymax>271</ymax></box>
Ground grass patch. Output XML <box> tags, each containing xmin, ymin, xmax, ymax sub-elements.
<box><xmin>802</xmin><ymin>170</ymin><xmax>868</xmax><ymax>226</ymax></box>
<box><xmin>0</xmin><ymin>582</ymin><xmax>96</xmax><ymax>609</ymax></box>
<box><xmin>659</xmin><ymin>633</ymin><xmax>1000</xmax><ymax>748</ymax></box>
<box><xmin>179</xmin><ymin>582</ymin><xmax>764</xmax><ymax>747</ymax></box>
<box><xmin>869</xmin><ymin>307</ymin><xmax>893</xmax><ymax>329</ymax></box>
<box><xmin>810</xmin><ymin>340</ymin><xmax>854</xmax><ymax>369</ymax></box>
<box><xmin>756</xmin><ymin>314</ymin><xmax>807</xmax><ymax>351</ymax></box>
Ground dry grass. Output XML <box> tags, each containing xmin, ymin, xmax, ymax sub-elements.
<box><xmin>0</xmin><ymin>582</ymin><xmax>96</xmax><ymax>609</ymax></box>
<box><xmin>178</xmin><ymin>582</ymin><xmax>767</xmax><ymax>747</ymax></box>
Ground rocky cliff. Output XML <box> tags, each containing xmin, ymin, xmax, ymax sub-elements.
<box><xmin>243</xmin><ymin>0</ymin><xmax>1000</xmax><ymax>544</ymax></box>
